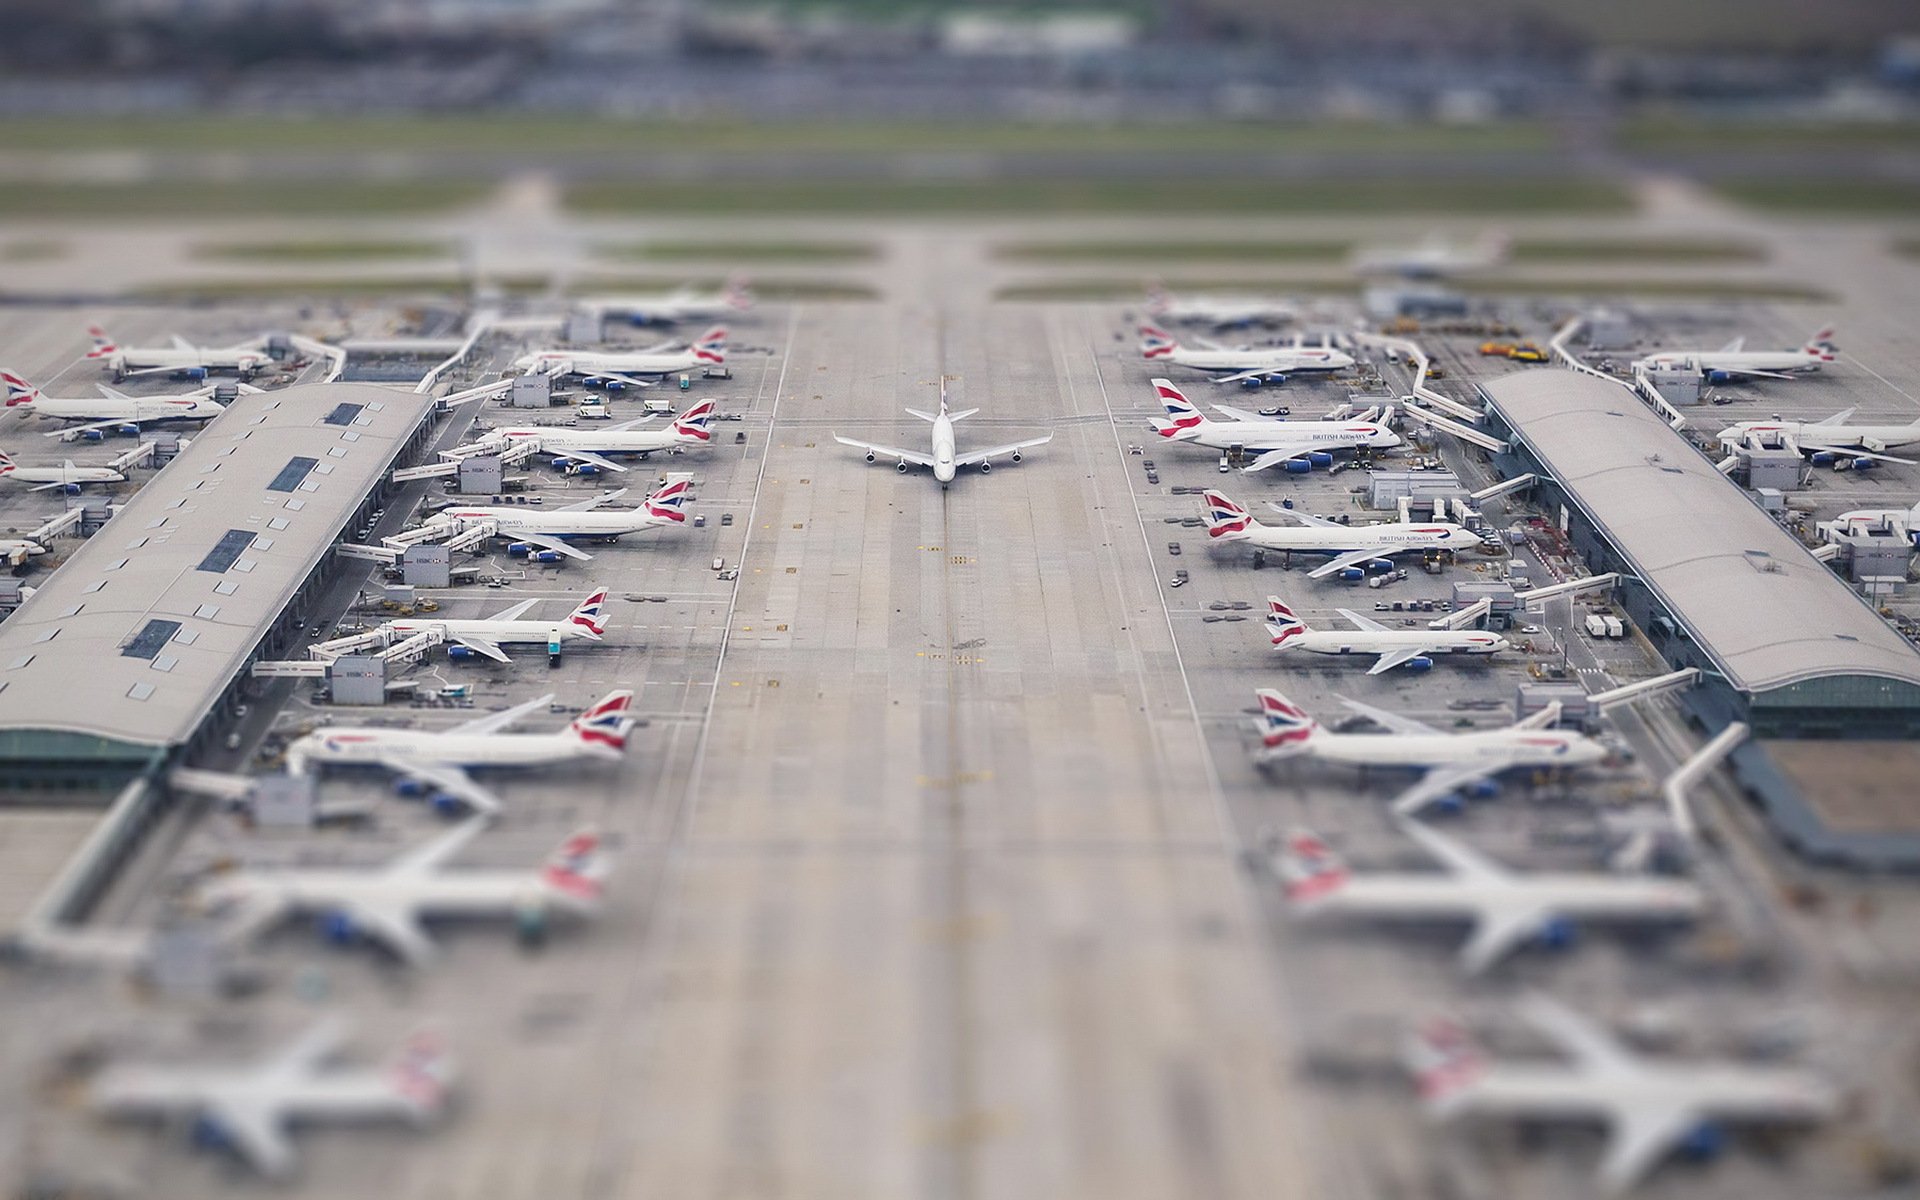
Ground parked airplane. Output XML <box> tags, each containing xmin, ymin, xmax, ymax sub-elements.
<box><xmin>1404</xmin><ymin>993</ymin><xmax>1838</xmax><ymax>1193</ymax></box>
<box><xmin>1267</xmin><ymin>821</ymin><xmax>1702</xmax><ymax>973</ymax></box>
<box><xmin>1635</xmin><ymin>327</ymin><xmax>1836</xmax><ymax>382</ymax></box>
<box><xmin>1204</xmin><ymin>490</ymin><xmax>1482</xmax><ymax>578</ymax></box>
<box><xmin>1265</xmin><ymin>597</ymin><xmax>1506</xmax><ymax>674</ymax></box>
<box><xmin>513</xmin><ymin>325</ymin><xmax>727</xmax><ymax>387</ymax></box>
<box><xmin>379</xmin><ymin>589</ymin><xmax>610</xmax><ymax>663</ymax></box>
<box><xmin>285</xmin><ymin>689</ymin><xmax>635</xmax><ymax>814</ymax></box>
<box><xmin>85</xmin><ymin>325</ymin><xmax>272</xmax><ymax>380</ymax></box>
<box><xmin>1146</xmin><ymin>285</ymin><xmax>1294</xmax><ymax>329</ymax></box>
<box><xmin>1352</xmin><ymin>231</ymin><xmax>1508</xmax><ymax>279</ymax></box>
<box><xmin>1820</xmin><ymin>500</ymin><xmax>1920</xmax><ymax>546</ymax></box>
<box><xmin>464</xmin><ymin>400</ymin><xmax>715</xmax><ymax>471</ymax></box>
<box><xmin>0</xmin><ymin>449</ymin><xmax>124</xmax><ymax>491</ymax></box>
<box><xmin>90</xmin><ymin>1019</ymin><xmax>453</xmax><ymax>1179</ymax></box>
<box><xmin>0</xmin><ymin>537</ymin><xmax>47</xmax><ymax>567</ymax></box>
<box><xmin>1253</xmin><ymin>688</ymin><xmax>1609</xmax><ymax>815</ymax></box>
<box><xmin>400</xmin><ymin>480</ymin><xmax>692</xmax><ymax>562</ymax></box>
<box><xmin>4</xmin><ymin>368</ymin><xmax>234</xmax><ymax>437</ymax></box>
<box><xmin>1716</xmin><ymin>407</ymin><xmax>1920</xmax><ymax>466</ymax></box>
<box><xmin>573</xmin><ymin>275</ymin><xmax>753</xmax><ymax>325</ymax></box>
<box><xmin>1152</xmin><ymin>378</ymin><xmax>1399</xmax><ymax>472</ymax></box>
<box><xmin>1140</xmin><ymin>325</ymin><xmax>1355</xmax><ymax>385</ymax></box>
<box><xmin>833</xmin><ymin>382</ymin><xmax>1052</xmax><ymax>485</ymax></box>
<box><xmin>200</xmin><ymin>817</ymin><xmax>608</xmax><ymax>965</ymax></box>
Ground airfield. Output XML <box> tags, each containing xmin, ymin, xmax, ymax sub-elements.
<box><xmin>1</xmin><ymin>183</ymin><xmax>1918</xmax><ymax>1198</ymax></box>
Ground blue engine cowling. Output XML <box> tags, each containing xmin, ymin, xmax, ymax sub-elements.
<box><xmin>318</xmin><ymin>910</ymin><xmax>359</xmax><ymax>945</ymax></box>
<box><xmin>191</xmin><ymin>1115</ymin><xmax>235</xmax><ymax>1152</ymax></box>
<box><xmin>1679</xmin><ymin>1121</ymin><xmax>1726</xmax><ymax>1160</ymax></box>
<box><xmin>1338</xmin><ymin>566</ymin><xmax>1366</xmax><ymax>581</ymax></box>
<box><xmin>447</xmin><ymin>645</ymin><xmax>478</xmax><ymax>660</ymax></box>
<box><xmin>532</xmin><ymin>549</ymin><xmax>563</xmax><ymax>563</ymax></box>
<box><xmin>1307</xmin><ymin>451</ymin><xmax>1333</xmax><ymax>468</ymax></box>
<box><xmin>1239</xmin><ymin>376</ymin><xmax>1264</xmax><ymax>389</ymax></box>
<box><xmin>1367</xmin><ymin>558</ymin><xmax>1396</xmax><ymax>575</ymax></box>
<box><xmin>1430</xmin><ymin>794</ymin><xmax>1467</xmax><ymax>817</ymax></box>
<box><xmin>507</xmin><ymin>542</ymin><xmax>532</xmax><ymax>557</ymax></box>
<box><xmin>116</xmin><ymin>423</ymin><xmax>141</xmax><ymax>437</ymax></box>
<box><xmin>178</xmin><ymin>367</ymin><xmax>208</xmax><ymax>381</ymax></box>
<box><xmin>1468</xmin><ymin>777</ymin><xmax>1502</xmax><ymax>800</ymax></box>
<box><xmin>1705</xmin><ymin>370</ymin><xmax>1735</xmax><ymax>384</ymax></box>
<box><xmin>394</xmin><ymin>777</ymin><xmax>431</xmax><ymax>798</ymax></box>
<box><xmin>603</xmin><ymin>379</ymin><xmax>629</xmax><ymax>392</ymax></box>
<box><xmin>1534</xmin><ymin>915</ymin><xmax>1578</xmax><ymax>949</ymax></box>
<box><xmin>82</xmin><ymin>429</ymin><xmax>105</xmax><ymax>442</ymax></box>
<box><xmin>1404</xmin><ymin>656</ymin><xmax>1434</xmax><ymax>672</ymax></box>
<box><xmin>1283</xmin><ymin>459</ymin><xmax>1313</xmax><ymax>474</ymax></box>
<box><xmin>429</xmin><ymin>792</ymin><xmax>467</xmax><ymax>817</ymax></box>
<box><xmin>61</xmin><ymin>483</ymin><xmax>83</xmax><ymax>496</ymax></box>
<box><xmin>571</xmin><ymin>464</ymin><xmax>603</xmax><ymax>476</ymax></box>
<box><xmin>1810</xmin><ymin>451</ymin><xmax>1837</xmax><ymax>465</ymax></box>
<box><xmin>1850</xmin><ymin>457</ymin><xmax>1876</xmax><ymax>471</ymax></box>
<box><xmin>550</xmin><ymin>456</ymin><xmax>574</xmax><ymax>471</ymax></box>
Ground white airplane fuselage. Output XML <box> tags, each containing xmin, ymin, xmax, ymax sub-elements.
<box><xmin>1226</xmin><ymin>521</ymin><xmax>1481</xmax><ymax>557</ymax></box>
<box><xmin>1638</xmin><ymin>349</ymin><xmax>1826</xmax><ymax>376</ymax></box>
<box><xmin>1172</xmin><ymin>417</ymin><xmax>1397</xmax><ymax>454</ymax></box>
<box><xmin>383</xmin><ymin>616</ymin><xmax>596</xmax><ymax>648</ymax></box>
<box><xmin>930</xmin><ymin>411</ymin><xmax>958</xmax><ymax>483</ymax></box>
<box><xmin>103</xmin><ymin>347</ymin><xmax>268</xmax><ymax>376</ymax></box>
<box><xmin>1454</xmin><ymin>1064</ymin><xmax>1838</xmax><ymax>1124</ymax></box>
<box><xmin>1151</xmin><ymin>345</ymin><xmax>1355</xmax><ymax>374</ymax></box>
<box><xmin>1</xmin><ymin>463</ymin><xmax>123</xmax><ymax>486</ymax></box>
<box><xmin>226</xmin><ymin>870</ymin><xmax>591</xmax><ymax>917</ymax></box>
<box><xmin>1154</xmin><ymin>298</ymin><xmax>1294</xmax><ymax>327</ymax></box>
<box><xmin>432</xmin><ymin>505</ymin><xmax>668</xmax><ymax>540</ymax></box>
<box><xmin>291</xmin><ymin>729</ymin><xmax>616</xmax><ymax>769</ymax></box>
<box><xmin>1321</xmin><ymin>874</ymin><xmax>1702</xmax><ymax>919</ymax></box>
<box><xmin>17</xmin><ymin>393</ymin><xmax>226</xmax><ymax>423</ymax></box>
<box><xmin>1290</xmin><ymin>728</ymin><xmax>1606</xmax><ymax>772</ymax></box>
<box><xmin>518</xmin><ymin>347</ymin><xmax>710</xmax><ymax>377</ymax></box>
<box><xmin>1718</xmin><ymin>418</ymin><xmax>1920</xmax><ymax>452</ymax></box>
<box><xmin>1283</xmin><ymin>629</ymin><xmax>1506</xmax><ymax>659</ymax></box>
<box><xmin>495</xmin><ymin>426</ymin><xmax>695</xmax><ymax>456</ymax></box>
<box><xmin>576</xmin><ymin>293</ymin><xmax>736</xmax><ymax>324</ymax></box>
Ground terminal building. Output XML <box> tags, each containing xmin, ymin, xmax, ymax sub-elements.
<box><xmin>1479</xmin><ymin>370</ymin><xmax>1920</xmax><ymax>868</ymax></box>
<box><xmin>0</xmin><ymin>383</ymin><xmax>445</xmax><ymax>791</ymax></box>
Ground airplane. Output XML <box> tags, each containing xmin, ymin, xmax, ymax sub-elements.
<box><xmin>3</xmin><ymin>368</ymin><xmax>236</xmax><ymax>437</ymax></box>
<box><xmin>380</xmin><ymin>588</ymin><xmax>610</xmax><ymax>663</ymax></box>
<box><xmin>1265</xmin><ymin>596</ymin><xmax>1507</xmax><ymax>674</ymax></box>
<box><xmin>1265</xmin><ymin>821</ymin><xmax>1702</xmax><ymax>973</ymax></box>
<box><xmin>1151</xmin><ymin>378</ymin><xmax>1399</xmax><ymax>473</ymax></box>
<box><xmin>85</xmin><ymin>324</ymin><xmax>273</xmax><ymax>381</ymax></box>
<box><xmin>1253</xmin><ymin>687</ymin><xmax>1610</xmax><ymax>816</ymax></box>
<box><xmin>1351</xmin><ymin>231</ymin><xmax>1509</xmax><ymax>279</ymax></box>
<box><xmin>0</xmin><ymin>537</ymin><xmax>48</xmax><ymax>567</ymax></box>
<box><xmin>573</xmin><ymin>275</ymin><xmax>753</xmax><ymax>325</ymax></box>
<box><xmin>833</xmin><ymin>381</ymin><xmax>1052</xmax><ymax>485</ymax></box>
<box><xmin>1715</xmin><ymin>407</ymin><xmax>1920</xmax><ymax>466</ymax></box>
<box><xmin>1140</xmin><ymin>325</ymin><xmax>1355</xmax><ymax>386</ymax></box>
<box><xmin>461</xmin><ymin>399</ymin><xmax>715</xmax><ymax>472</ymax></box>
<box><xmin>90</xmin><ymin>1018</ymin><xmax>453</xmax><ymax>1179</ymax></box>
<box><xmin>1145</xmin><ymin>285</ymin><xmax>1295</xmax><ymax>330</ymax></box>
<box><xmin>198</xmin><ymin>817</ymin><xmax>609</xmax><ymax>965</ymax></box>
<box><xmin>1204</xmin><ymin>489</ymin><xmax>1484</xmax><ymax>579</ymax></box>
<box><xmin>398</xmin><ymin>480</ymin><xmax>692</xmax><ymax>563</ymax></box>
<box><xmin>1819</xmin><ymin>500</ymin><xmax>1920</xmax><ymax>546</ymax></box>
<box><xmin>0</xmin><ymin>448</ymin><xmax>124</xmax><ymax>492</ymax></box>
<box><xmin>285</xmin><ymin>689</ymin><xmax>635</xmax><ymax>814</ymax></box>
<box><xmin>1634</xmin><ymin>327</ymin><xmax>1836</xmax><ymax>382</ymax></box>
<box><xmin>1404</xmin><ymin>993</ymin><xmax>1839</xmax><ymax>1193</ymax></box>
<box><xmin>512</xmin><ymin>325</ymin><xmax>727</xmax><ymax>387</ymax></box>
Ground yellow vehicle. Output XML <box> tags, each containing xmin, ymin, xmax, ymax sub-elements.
<box><xmin>1478</xmin><ymin>341</ymin><xmax>1516</xmax><ymax>356</ymax></box>
<box><xmin>1507</xmin><ymin>344</ymin><xmax>1548</xmax><ymax>363</ymax></box>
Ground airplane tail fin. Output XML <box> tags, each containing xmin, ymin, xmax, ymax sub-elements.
<box><xmin>1267</xmin><ymin>827</ymin><xmax>1350</xmax><ymax>906</ymax></box>
<box><xmin>642</xmin><ymin>479</ymin><xmax>692</xmax><ymax>522</ymax></box>
<box><xmin>1253</xmin><ymin>688</ymin><xmax>1318</xmax><ymax>754</ymax></box>
<box><xmin>566</xmin><ymin>689</ymin><xmax>634</xmax><ymax>751</ymax></box>
<box><xmin>1803</xmin><ymin>326</ymin><xmax>1838</xmax><ymax>361</ymax></box>
<box><xmin>1402</xmin><ymin>1014</ymin><xmax>1487</xmax><ymax>1115</ymax></box>
<box><xmin>85</xmin><ymin>324</ymin><xmax>117</xmax><ymax>359</ymax></box>
<box><xmin>1265</xmin><ymin>596</ymin><xmax>1309</xmax><ymax>648</ymax></box>
<box><xmin>540</xmin><ymin>827</ymin><xmax>609</xmax><ymax>904</ymax></box>
<box><xmin>567</xmin><ymin>588</ymin><xmax>609</xmax><ymax>639</ymax></box>
<box><xmin>1139</xmin><ymin>323</ymin><xmax>1178</xmax><ymax>359</ymax></box>
<box><xmin>1151</xmin><ymin>378</ymin><xmax>1205</xmax><ymax>440</ymax></box>
<box><xmin>1</xmin><ymin>370</ymin><xmax>39</xmax><ymax>408</ymax></box>
<box><xmin>1202</xmin><ymin>488</ymin><xmax>1256</xmax><ymax>540</ymax></box>
<box><xmin>387</xmin><ymin>1027</ymin><xmax>456</xmax><ymax>1119</ymax></box>
<box><xmin>0</xmin><ymin>449</ymin><xmax>14</xmax><ymax>476</ymax></box>
<box><xmin>693</xmin><ymin>325</ymin><xmax>727</xmax><ymax>364</ymax></box>
<box><xmin>671</xmin><ymin>400</ymin><xmax>715</xmax><ymax>443</ymax></box>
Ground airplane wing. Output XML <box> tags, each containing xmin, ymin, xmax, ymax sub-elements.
<box><xmin>1209</xmin><ymin>403</ymin><xmax>1266</xmax><ymax>421</ymax></box>
<box><xmin>1396</xmin><ymin>818</ymin><xmax>1507</xmax><ymax>881</ymax></box>
<box><xmin>953</xmin><ymin>434</ymin><xmax>1053</xmax><ymax>467</ymax></box>
<box><xmin>1713</xmin><ymin>366</ymin><xmax>1794</xmax><ymax>381</ymax></box>
<box><xmin>1366</xmin><ymin>646</ymin><xmax>1439</xmax><ymax>675</ymax></box>
<box><xmin>1388</xmin><ymin>763</ymin><xmax>1500</xmax><ymax>817</ymax></box>
<box><xmin>335</xmin><ymin>899</ymin><xmax>438</xmax><ymax>966</ymax></box>
<box><xmin>1242</xmin><ymin>446</ymin><xmax>1313</xmax><ymax>474</ymax></box>
<box><xmin>204</xmin><ymin>1097</ymin><xmax>298</xmax><ymax>1177</ymax></box>
<box><xmin>604</xmin><ymin>416</ymin><xmax>659</xmax><ymax>432</ymax></box>
<box><xmin>1209</xmin><ymin>367</ymin><xmax>1283</xmax><ymax>385</ymax></box>
<box><xmin>554</xmin><ymin>488</ymin><xmax>629</xmax><ymax>513</ymax></box>
<box><xmin>388</xmin><ymin>818</ymin><xmax>489</xmax><ymax>877</ymax></box>
<box><xmin>485</xmin><ymin>598</ymin><xmax>540</xmax><ymax>622</ymax></box>
<box><xmin>1307</xmin><ymin>547</ymin><xmax>1401</xmax><ymax>580</ymax></box>
<box><xmin>1264</xmin><ymin>505</ymin><xmax>1341</xmax><ymax>528</ymax></box>
<box><xmin>28</xmin><ymin>480</ymin><xmax>67</xmax><ymax>492</ymax></box>
<box><xmin>1188</xmin><ymin>334</ymin><xmax>1227</xmax><ymax>351</ymax></box>
<box><xmin>599</xmin><ymin>373</ymin><xmax>657</xmax><ymax>389</ymax></box>
<box><xmin>553</xmin><ymin>448</ymin><xmax>628</xmax><ymax>473</ymax></box>
<box><xmin>43</xmin><ymin>416</ymin><xmax>154</xmax><ymax>438</ymax></box>
<box><xmin>1810</xmin><ymin>407</ymin><xmax>1856</xmax><ymax>426</ymax></box>
<box><xmin>1457</xmin><ymin>904</ymin><xmax>1555</xmax><ymax>975</ymax></box>
<box><xmin>1518</xmin><ymin>992</ymin><xmax>1635</xmax><ymax>1075</ymax></box>
<box><xmin>1597</xmin><ymin>1102</ymin><xmax>1700</xmax><ymax>1194</ymax></box>
<box><xmin>1797</xmin><ymin>441</ymin><xmax>1915</xmax><ymax>465</ymax></box>
<box><xmin>1335</xmin><ymin>607</ymin><xmax>1391</xmax><ymax>634</ymax></box>
<box><xmin>449</xmin><ymin>692</ymin><xmax>557</xmax><ymax>737</ymax></box>
<box><xmin>94</xmin><ymin>383</ymin><xmax>135</xmax><ymax>401</ymax></box>
<box><xmin>169</xmin><ymin>334</ymin><xmax>195</xmax><ymax>352</ymax></box>
<box><xmin>1338</xmin><ymin>695</ymin><xmax>1442</xmax><ymax>736</ymax></box>
<box><xmin>377</xmin><ymin>756</ymin><xmax>503</xmax><ymax>816</ymax></box>
<box><xmin>450</xmin><ymin>633</ymin><xmax>511</xmax><ymax>662</ymax></box>
<box><xmin>833</xmin><ymin>434</ymin><xmax>936</xmax><ymax>467</ymax></box>
<box><xmin>508</xmin><ymin>531</ymin><xmax>594</xmax><ymax>561</ymax></box>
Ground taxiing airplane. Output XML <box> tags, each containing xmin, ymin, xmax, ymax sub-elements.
<box><xmin>400</xmin><ymin>480</ymin><xmax>692</xmax><ymax>562</ymax></box>
<box><xmin>1268</xmin><ymin>821</ymin><xmax>1702</xmax><ymax>973</ymax></box>
<box><xmin>1254</xmin><ymin>688</ymin><xmax>1609</xmax><ymax>815</ymax></box>
<box><xmin>91</xmin><ymin>1019</ymin><xmax>452</xmax><ymax>1179</ymax></box>
<box><xmin>1716</xmin><ymin>407</ymin><xmax>1920</xmax><ymax>466</ymax></box>
<box><xmin>0</xmin><ymin>449</ymin><xmax>124</xmax><ymax>491</ymax></box>
<box><xmin>85</xmin><ymin>325</ymin><xmax>272</xmax><ymax>380</ymax></box>
<box><xmin>1265</xmin><ymin>597</ymin><xmax>1506</xmax><ymax>674</ymax></box>
<box><xmin>463</xmin><ymin>399</ymin><xmax>715</xmax><ymax>472</ymax></box>
<box><xmin>1146</xmin><ymin>285</ymin><xmax>1294</xmax><ymax>329</ymax></box>
<box><xmin>1141</xmin><ymin>325</ymin><xmax>1355</xmax><ymax>386</ymax></box>
<box><xmin>381</xmin><ymin>589</ymin><xmax>610</xmax><ymax>663</ymax></box>
<box><xmin>1634</xmin><ymin>327</ymin><xmax>1835</xmax><ymax>382</ymax></box>
<box><xmin>1204</xmin><ymin>490</ymin><xmax>1483</xmax><ymax>579</ymax></box>
<box><xmin>833</xmin><ymin>382</ymin><xmax>1051</xmax><ymax>485</ymax></box>
<box><xmin>200</xmin><ymin>817</ymin><xmax>608</xmax><ymax>965</ymax></box>
<box><xmin>1352</xmin><ymin>231</ymin><xmax>1509</xmax><ymax>279</ymax></box>
<box><xmin>513</xmin><ymin>325</ymin><xmax>727</xmax><ymax>387</ymax></box>
<box><xmin>286</xmin><ymin>689</ymin><xmax>634</xmax><ymax>814</ymax></box>
<box><xmin>573</xmin><ymin>275</ymin><xmax>753</xmax><ymax>325</ymax></box>
<box><xmin>1152</xmin><ymin>378</ymin><xmax>1398</xmax><ymax>472</ymax></box>
<box><xmin>4</xmin><ymin>368</ymin><xmax>234</xmax><ymax>437</ymax></box>
<box><xmin>1404</xmin><ymin>993</ymin><xmax>1838</xmax><ymax>1193</ymax></box>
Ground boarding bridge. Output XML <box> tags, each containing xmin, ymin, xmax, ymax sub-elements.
<box><xmin>251</xmin><ymin>659</ymin><xmax>329</xmax><ymax>678</ymax></box>
<box><xmin>1470</xmin><ymin>473</ymin><xmax>1536</xmax><ymax>503</ymax></box>
<box><xmin>392</xmin><ymin>438</ymin><xmax>535</xmax><ymax>483</ymax></box>
<box><xmin>308</xmin><ymin>625</ymin><xmax>445</xmax><ymax>665</ymax></box>
<box><xmin>1586</xmin><ymin>667</ymin><xmax>1701</xmax><ymax>712</ymax></box>
<box><xmin>107</xmin><ymin>441</ymin><xmax>158</xmax><ymax>472</ymax></box>
<box><xmin>1431</xmin><ymin>572</ymin><xmax>1619</xmax><ymax>631</ymax></box>
<box><xmin>30</xmin><ymin>507</ymin><xmax>84</xmax><ymax>543</ymax></box>
<box><xmin>1399</xmin><ymin>403</ymin><xmax>1508</xmax><ymax>453</ymax></box>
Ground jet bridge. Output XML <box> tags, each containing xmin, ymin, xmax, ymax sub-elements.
<box><xmin>1430</xmin><ymin>572</ymin><xmax>1619</xmax><ymax>630</ymax></box>
<box><xmin>1399</xmin><ymin>403</ymin><xmax>1508</xmax><ymax>453</ymax></box>
<box><xmin>308</xmin><ymin>625</ymin><xmax>444</xmax><ymax>664</ymax></box>
<box><xmin>106</xmin><ymin>441</ymin><xmax>158</xmax><ymax>472</ymax></box>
